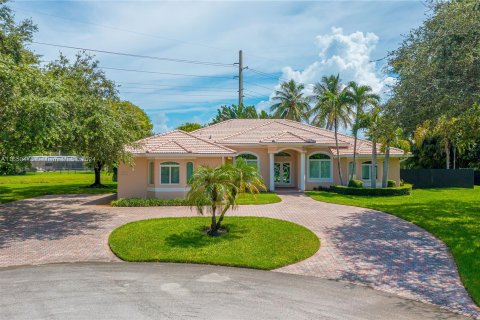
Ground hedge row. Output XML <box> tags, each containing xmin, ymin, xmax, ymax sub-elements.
<box><xmin>330</xmin><ymin>184</ymin><xmax>412</xmax><ymax>196</ymax></box>
<box><xmin>111</xmin><ymin>198</ymin><xmax>188</xmax><ymax>207</ymax></box>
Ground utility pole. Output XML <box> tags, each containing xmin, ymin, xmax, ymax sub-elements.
<box><xmin>238</xmin><ymin>50</ymin><xmax>243</xmax><ymax>106</ymax></box>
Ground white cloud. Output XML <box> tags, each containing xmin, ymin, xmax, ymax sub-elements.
<box><xmin>281</xmin><ymin>27</ymin><xmax>395</xmax><ymax>97</ymax></box>
<box><xmin>151</xmin><ymin>112</ymin><xmax>171</xmax><ymax>133</ymax></box>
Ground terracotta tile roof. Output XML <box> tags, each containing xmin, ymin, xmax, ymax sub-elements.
<box><xmin>192</xmin><ymin>119</ymin><xmax>405</xmax><ymax>156</ymax></box>
<box><xmin>130</xmin><ymin>130</ymin><xmax>236</xmax><ymax>155</ymax></box>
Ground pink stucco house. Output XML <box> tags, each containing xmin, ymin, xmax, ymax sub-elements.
<box><xmin>118</xmin><ymin>119</ymin><xmax>405</xmax><ymax>199</ymax></box>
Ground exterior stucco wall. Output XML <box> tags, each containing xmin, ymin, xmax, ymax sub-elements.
<box><xmin>231</xmin><ymin>146</ymin><xmax>271</xmax><ymax>189</ymax></box>
<box><xmin>118</xmin><ymin>157</ymin><xmax>148</xmax><ymax>198</ymax></box>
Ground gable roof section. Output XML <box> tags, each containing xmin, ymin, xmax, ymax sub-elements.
<box><xmin>130</xmin><ymin>130</ymin><xmax>236</xmax><ymax>155</ymax></box>
<box><xmin>192</xmin><ymin>119</ymin><xmax>405</xmax><ymax>156</ymax></box>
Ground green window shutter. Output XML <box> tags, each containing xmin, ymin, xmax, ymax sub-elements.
<box><xmin>171</xmin><ymin>166</ymin><xmax>180</xmax><ymax>184</ymax></box>
<box><xmin>186</xmin><ymin>162</ymin><xmax>193</xmax><ymax>183</ymax></box>
<box><xmin>148</xmin><ymin>162</ymin><xmax>154</xmax><ymax>184</ymax></box>
<box><xmin>161</xmin><ymin>166</ymin><xmax>170</xmax><ymax>184</ymax></box>
<box><xmin>362</xmin><ymin>165</ymin><xmax>370</xmax><ymax>180</ymax></box>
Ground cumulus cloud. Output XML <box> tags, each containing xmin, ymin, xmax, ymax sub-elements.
<box><xmin>282</xmin><ymin>27</ymin><xmax>394</xmax><ymax>96</ymax></box>
<box><xmin>150</xmin><ymin>112</ymin><xmax>171</xmax><ymax>133</ymax></box>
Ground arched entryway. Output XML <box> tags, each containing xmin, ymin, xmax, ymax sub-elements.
<box><xmin>273</xmin><ymin>149</ymin><xmax>299</xmax><ymax>190</ymax></box>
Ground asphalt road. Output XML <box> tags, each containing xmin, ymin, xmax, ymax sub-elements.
<box><xmin>0</xmin><ymin>263</ymin><xmax>470</xmax><ymax>320</ymax></box>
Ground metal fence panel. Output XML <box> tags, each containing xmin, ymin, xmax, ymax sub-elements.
<box><xmin>400</xmin><ymin>169</ymin><xmax>474</xmax><ymax>188</ymax></box>
<box><xmin>475</xmin><ymin>171</ymin><xmax>480</xmax><ymax>186</ymax></box>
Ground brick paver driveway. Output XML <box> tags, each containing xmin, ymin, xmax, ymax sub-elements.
<box><xmin>1</xmin><ymin>193</ymin><xmax>479</xmax><ymax>318</ymax></box>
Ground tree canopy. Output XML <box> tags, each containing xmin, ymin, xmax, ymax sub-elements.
<box><xmin>177</xmin><ymin>122</ymin><xmax>203</xmax><ymax>132</ymax></box>
<box><xmin>210</xmin><ymin>104</ymin><xmax>269</xmax><ymax>124</ymax></box>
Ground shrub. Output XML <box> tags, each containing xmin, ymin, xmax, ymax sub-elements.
<box><xmin>314</xmin><ymin>186</ymin><xmax>332</xmax><ymax>192</ymax></box>
<box><xmin>330</xmin><ymin>184</ymin><xmax>412</xmax><ymax>196</ymax></box>
<box><xmin>387</xmin><ymin>180</ymin><xmax>397</xmax><ymax>188</ymax></box>
<box><xmin>111</xmin><ymin>198</ymin><xmax>188</xmax><ymax>207</ymax></box>
<box><xmin>348</xmin><ymin>179</ymin><xmax>363</xmax><ymax>188</ymax></box>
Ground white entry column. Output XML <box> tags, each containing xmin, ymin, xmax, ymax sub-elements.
<box><xmin>300</xmin><ymin>152</ymin><xmax>306</xmax><ymax>191</ymax></box>
<box><xmin>269</xmin><ymin>152</ymin><xmax>275</xmax><ymax>192</ymax></box>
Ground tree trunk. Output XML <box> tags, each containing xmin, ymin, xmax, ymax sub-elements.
<box><xmin>453</xmin><ymin>144</ymin><xmax>456</xmax><ymax>169</ymax></box>
<box><xmin>334</xmin><ymin>119</ymin><xmax>344</xmax><ymax>186</ymax></box>
<box><xmin>351</xmin><ymin>134</ymin><xmax>358</xmax><ymax>182</ymax></box>
<box><xmin>382</xmin><ymin>146</ymin><xmax>390</xmax><ymax>188</ymax></box>
<box><xmin>209</xmin><ymin>205</ymin><xmax>218</xmax><ymax>236</ymax></box>
<box><xmin>90</xmin><ymin>161</ymin><xmax>104</xmax><ymax>188</ymax></box>
<box><xmin>445</xmin><ymin>140</ymin><xmax>450</xmax><ymax>169</ymax></box>
<box><xmin>216</xmin><ymin>205</ymin><xmax>230</xmax><ymax>230</ymax></box>
<box><xmin>371</xmin><ymin>140</ymin><xmax>377</xmax><ymax>189</ymax></box>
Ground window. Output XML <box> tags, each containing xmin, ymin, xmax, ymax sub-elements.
<box><xmin>308</xmin><ymin>153</ymin><xmax>331</xmax><ymax>180</ymax></box>
<box><xmin>186</xmin><ymin>162</ymin><xmax>194</xmax><ymax>183</ymax></box>
<box><xmin>148</xmin><ymin>161</ymin><xmax>154</xmax><ymax>184</ymax></box>
<box><xmin>275</xmin><ymin>152</ymin><xmax>291</xmax><ymax>157</ymax></box>
<box><xmin>236</xmin><ymin>153</ymin><xmax>258</xmax><ymax>169</ymax></box>
<box><xmin>160</xmin><ymin>162</ymin><xmax>180</xmax><ymax>184</ymax></box>
<box><xmin>361</xmin><ymin>161</ymin><xmax>378</xmax><ymax>180</ymax></box>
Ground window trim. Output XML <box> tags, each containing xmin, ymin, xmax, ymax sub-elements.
<box><xmin>235</xmin><ymin>152</ymin><xmax>260</xmax><ymax>170</ymax></box>
<box><xmin>307</xmin><ymin>152</ymin><xmax>333</xmax><ymax>182</ymax></box>
<box><xmin>160</xmin><ymin>162</ymin><xmax>180</xmax><ymax>185</ymax></box>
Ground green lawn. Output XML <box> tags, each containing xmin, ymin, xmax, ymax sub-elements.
<box><xmin>0</xmin><ymin>172</ymin><xmax>116</xmax><ymax>204</ymax></box>
<box><xmin>234</xmin><ymin>192</ymin><xmax>281</xmax><ymax>205</ymax></box>
<box><xmin>307</xmin><ymin>187</ymin><xmax>480</xmax><ymax>305</ymax></box>
<box><xmin>109</xmin><ymin>217</ymin><xmax>320</xmax><ymax>270</ymax></box>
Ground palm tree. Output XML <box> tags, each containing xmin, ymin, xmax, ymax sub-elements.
<box><xmin>309</xmin><ymin>74</ymin><xmax>353</xmax><ymax>185</ymax></box>
<box><xmin>270</xmin><ymin>79</ymin><xmax>310</xmax><ymax>121</ymax></box>
<box><xmin>379</xmin><ymin>122</ymin><xmax>410</xmax><ymax>187</ymax></box>
<box><xmin>187</xmin><ymin>165</ymin><xmax>236</xmax><ymax>236</ymax></box>
<box><xmin>187</xmin><ymin>159</ymin><xmax>265</xmax><ymax>236</ymax></box>
<box><xmin>364</xmin><ymin>106</ymin><xmax>383</xmax><ymax>188</ymax></box>
<box><xmin>217</xmin><ymin>158</ymin><xmax>266</xmax><ymax>229</ymax></box>
<box><xmin>346</xmin><ymin>82</ymin><xmax>380</xmax><ymax>181</ymax></box>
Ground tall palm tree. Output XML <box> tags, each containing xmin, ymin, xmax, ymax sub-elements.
<box><xmin>309</xmin><ymin>74</ymin><xmax>352</xmax><ymax>185</ymax></box>
<box><xmin>364</xmin><ymin>106</ymin><xmax>383</xmax><ymax>188</ymax></box>
<box><xmin>270</xmin><ymin>79</ymin><xmax>310</xmax><ymax>121</ymax></box>
<box><xmin>346</xmin><ymin>82</ymin><xmax>380</xmax><ymax>181</ymax></box>
<box><xmin>379</xmin><ymin>122</ymin><xmax>410</xmax><ymax>187</ymax></box>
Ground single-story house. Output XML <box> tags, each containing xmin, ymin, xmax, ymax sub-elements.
<box><xmin>118</xmin><ymin>119</ymin><xmax>405</xmax><ymax>199</ymax></box>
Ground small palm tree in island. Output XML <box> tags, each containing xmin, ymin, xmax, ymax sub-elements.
<box><xmin>187</xmin><ymin>158</ymin><xmax>266</xmax><ymax>236</ymax></box>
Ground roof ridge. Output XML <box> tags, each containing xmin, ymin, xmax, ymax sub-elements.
<box><xmin>190</xmin><ymin>119</ymin><xmax>235</xmax><ymax>134</ymax></box>
<box><xmin>276</xmin><ymin>119</ymin><xmax>351</xmax><ymax>144</ymax></box>
<box><xmin>179</xmin><ymin>129</ymin><xmax>237</xmax><ymax>153</ymax></box>
<box><xmin>136</xmin><ymin>129</ymin><xmax>182</xmax><ymax>144</ymax></box>
<box><xmin>216</xmin><ymin>119</ymin><xmax>276</xmax><ymax>142</ymax></box>
<box><xmin>262</xmin><ymin>130</ymin><xmax>309</xmax><ymax>142</ymax></box>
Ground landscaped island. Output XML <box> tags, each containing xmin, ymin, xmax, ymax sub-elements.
<box><xmin>109</xmin><ymin>217</ymin><xmax>320</xmax><ymax>270</ymax></box>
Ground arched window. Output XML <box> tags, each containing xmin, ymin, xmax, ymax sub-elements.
<box><xmin>186</xmin><ymin>162</ymin><xmax>194</xmax><ymax>183</ymax></box>
<box><xmin>160</xmin><ymin>162</ymin><xmax>180</xmax><ymax>184</ymax></box>
<box><xmin>236</xmin><ymin>153</ymin><xmax>259</xmax><ymax>169</ymax></box>
<box><xmin>308</xmin><ymin>153</ymin><xmax>332</xmax><ymax>180</ymax></box>
<box><xmin>275</xmin><ymin>152</ymin><xmax>291</xmax><ymax>157</ymax></box>
<box><xmin>361</xmin><ymin>161</ymin><xmax>378</xmax><ymax>180</ymax></box>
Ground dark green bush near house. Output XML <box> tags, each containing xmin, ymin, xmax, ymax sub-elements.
<box><xmin>348</xmin><ymin>179</ymin><xmax>364</xmax><ymax>188</ymax></box>
<box><xmin>313</xmin><ymin>186</ymin><xmax>332</xmax><ymax>192</ymax></box>
<box><xmin>112</xmin><ymin>198</ymin><xmax>188</xmax><ymax>207</ymax></box>
<box><xmin>387</xmin><ymin>180</ymin><xmax>397</xmax><ymax>187</ymax></box>
<box><xmin>330</xmin><ymin>184</ymin><xmax>412</xmax><ymax>196</ymax></box>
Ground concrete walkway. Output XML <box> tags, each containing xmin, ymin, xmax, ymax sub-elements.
<box><xmin>0</xmin><ymin>193</ymin><xmax>479</xmax><ymax>318</ymax></box>
<box><xmin>0</xmin><ymin>263</ymin><xmax>470</xmax><ymax>320</ymax></box>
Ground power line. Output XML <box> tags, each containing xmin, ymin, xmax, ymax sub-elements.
<box><xmin>244</xmin><ymin>88</ymin><xmax>268</xmax><ymax>96</ymax></box>
<box><xmin>118</xmin><ymin>85</ymin><xmax>236</xmax><ymax>92</ymax></box>
<box><xmin>243</xmin><ymin>80</ymin><xmax>275</xmax><ymax>91</ymax></box>
<box><xmin>120</xmin><ymin>91</ymin><xmax>235</xmax><ymax>97</ymax></box>
<box><xmin>32</xmin><ymin>41</ymin><xmax>234</xmax><ymax>67</ymax></box>
<box><xmin>116</xmin><ymin>81</ymin><xmax>237</xmax><ymax>90</ymax></box>
<box><xmin>247</xmin><ymin>67</ymin><xmax>288</xmax><ymax>81</ymax></box>
<box><xmin>100</xmin><ymin>66</ymin><xmax>235</xmax><ymax>79</ymax></box>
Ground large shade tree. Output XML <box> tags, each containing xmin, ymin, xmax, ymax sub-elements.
<box><xmin>270</xmin><ymin>80</ymin><xmax>310</xmax><ymax>121</ymax></box>
<box><xmin>387</xmin><ymin>0</ymin><xmax>480</xmax><ymax>134</ymax></box>
<box><xmin>309</xmin><ymin>74</ymin><xmax>352</xmax><ymax>185</ymax></box>
<box><xmin>46</xmin><ymin>53</ymin><xmax>152</xmax><ymax>187</ymax></box>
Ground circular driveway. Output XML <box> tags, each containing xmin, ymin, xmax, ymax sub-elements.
<box><xmin>0</xmin><ymin>263</ymin><xmax>470</xmax><ymax>320</ymax></box>
<box><xmin>0</xmin><ymin>193</ymin><xmax>479</xmax><ymax>318</ymax></box>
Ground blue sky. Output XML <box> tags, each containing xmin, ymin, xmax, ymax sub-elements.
<box><xmin>12</xmin><ymin>0</ymin><xmax>427</xmax><ymax>133</ymax></box>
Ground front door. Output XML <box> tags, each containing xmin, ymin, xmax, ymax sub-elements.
<box><xmin>274</xmin><ymin>162</ymin><xmax>291</xmax><ymax>186</ymax></box>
